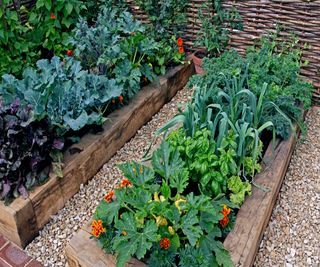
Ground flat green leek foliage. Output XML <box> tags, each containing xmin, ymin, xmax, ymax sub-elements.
<box><xmin>189</xmin><ymin>34</ymin><xmax>314</xmax><ymax>139</ymax></box>
<box><xmin>93</xmin><ymin>141</ymin><xmax>234</xmax><ymax>267</ymax></box>
<box><xmin>0</xmin><ymin>56</ymin><xmax>122</xmax><ymax>136</ymax></box>
<box><xmin>195</xmin><ymin>0</ymin><xmax>243</xmax><ymax>57</ymax></box>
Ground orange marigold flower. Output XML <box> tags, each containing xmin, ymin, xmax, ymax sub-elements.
<box><xmin>104</xmin><ymin>190</ymin><xmax>114</xmax><ymax>203</ymax></box>
<box><xmin>176</xmin><ymin>37</ymin><xmax>183</xmax><ymax>47</ymax></box>
<box><xmin>131</xmin><ymin>32</ymin><xmax>135</xmax><ymax>36</ymax></box>
<box><xmin>50</xmin><ymin>13</ymin><xmax>56</xmax><ymax>19</ymax></box>
<box><xmin>118</xmin><ymin>95</ymin><xmax>124</xmax><ymax>103</ymax></box>
<box><xmin>222</xmin><ymin>205</ymin><xmax>231</xmax><ymax>216</ymax></box>
<box><xmin>91</xmin><ymin>219</ymin><xmax>106</xmax><ymax>238</ymax></box>
<box><xmin>178</xmin><ymin>46</ymin><xmax>185</xmax><ymax>55</ymax></box>
<box><xmin>219</xmin><ymin>216</ymin><xmax>229</xmax><ymax>228</ymax></box>
<box><xmin>120</xmin><ymin>178</ymin><xmax>132</xmax><ymax>188</ymax></box>
<box><xmin>160</xmin><ymin>237</ymin><xmax>170</xmax><ymax>250</ymax></box>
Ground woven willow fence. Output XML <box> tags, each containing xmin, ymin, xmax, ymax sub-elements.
<box><xmin>4</xmin><ymin>0</ymin><xmax>320</xmax><ymax>103</ymax></box>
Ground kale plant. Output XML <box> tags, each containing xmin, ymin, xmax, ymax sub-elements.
<box><xmin>0</xmin><ymin>56</ymin><xmax>122</xmax><ymax>136</ymax></box>
<box><xmin>70</xmin><ymin>7</ymin><xmax>164</xmax><ymax>99</ymax></box>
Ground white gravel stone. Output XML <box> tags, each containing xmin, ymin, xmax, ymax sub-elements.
<box><xmin>255</xmin><ymin>107</ymin><xmax>320</xmax><ymax>266</ymax></box>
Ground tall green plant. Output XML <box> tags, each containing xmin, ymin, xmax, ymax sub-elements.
<box><xmin>195</xmin><ymin>0</ymin><xmax>243</xmax><ymax>57</ymax></box>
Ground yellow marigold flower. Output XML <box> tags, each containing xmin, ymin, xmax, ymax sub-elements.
<box><xmin>122</xmin><ymin>231</ymin><xmax>127</xmax><ymax>236</ymax></box>
<box><xmin>139</xmin><ymin>166</ymin><xmax>143</xmax><ymax>173</ymax></box>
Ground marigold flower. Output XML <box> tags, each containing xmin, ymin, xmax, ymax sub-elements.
<box><xmin>160</xmin><ymin>237</ymin><xmax>170</xmax><ymax>250</ymax></box>
<box><xmin>91</xmin><ymin>219</ymin><xmax>106</xmax><ymax>238</ymax></box>
<box><xmin>219</xmin><ymin>216</ymin><xmax>229</xmax><ymax>228</ymax></box>
<box><xmin>104</xmin><ymin>190</ymin><xmax>114</xmax><ymax>203</ymax></box>
<box><xmin>131</xmin><ymin>32</ymin><xmax>135</xmax><ymax>37</ymax></box>
<box><xmin>219</xmin><ymin>205</ymin><xmax>231</xmax><ymax>228</ymax></box>
<box><xmin>133</xmin><ymin>167</ymin><xmax>137</xmax><ymax>174</ymax></box>
<box><xmin>176</xmin><ymin>37</ymin><xmax>183</xmax><ymax>47</ymax></box>
<box><xmin>50</xmin><ymin>13</ymin><xmax>56</xmax><ymax>19</ymax></box>
<box><xmin>178</xmin><ymin>46</ymin><xmax>185</xmax><ymax>55</ymax></box>
<box><xmin>222</xmin><ymin>205</ymin><xmax>231</xmax><ymax>216</ymax></box>
<box><xmin>118</xmin><ymin>95</ymin><xmax>124</xmax><ymax>103</ymax></box>
<box><xmin>67</xmin><ymin>49</ymin><xmax>74</xmax><ymax>57</ymax></box>
<box><xmin>122</xmin><ymin>231</ymin><xmax>127</xmax><ymax>236</ymax></box>
<box><xmin>120</xmin><ymin>178</ymin><xmax>132</xmax><ymax>188</ymax></box>
<box><xmin>139</xmin><ymin>166</ymin><xmax>143</xmax><ymax>173</ymax></box>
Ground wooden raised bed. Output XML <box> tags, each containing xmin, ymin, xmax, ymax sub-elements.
<box><xmin>65</xmin><ymin>129</ymin><xmax>297</xmax><ymax>267</ymax></box>
<box><xmin>0</xmin><ymin>63</ymin><xmax>195</xmax><ymax>249</ymax></box>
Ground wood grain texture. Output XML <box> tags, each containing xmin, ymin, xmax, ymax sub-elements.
<box><xmin>223</xmin><ymin>130</ymin><xmax>297</xmax><ymax>267</ymax></box>
<box><xmin>65</xmin><ymin>130</ymin><xmax>297</xmax><ymax>267</ymax></box>
<box><xmin>0</xmin><ymin>63</ymin><xmax>195</xmax><ymax>248</ymax></box>
<box><xmin>66</xmin><ymin>229</ymin><xmax>147</xmax><ymax>267</ymax></box>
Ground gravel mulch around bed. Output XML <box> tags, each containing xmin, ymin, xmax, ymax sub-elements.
<box><xmin>25</xmin><ymin>87</ymin><xmax>194</xmax><ymax>266</ymax></box>
<box><xmin>255</xmin><ymin>107</ymin><xmax>320</xmax><ymax>267</ymax></box>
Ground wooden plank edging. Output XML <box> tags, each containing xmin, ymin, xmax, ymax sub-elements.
<box><xmin>0</xmin><ymin>63</ymin><xmax>195</xmax><ymax>248</ymax></box>
<box><xmin>65</xmin><ymin>129</ymin><xmax>298</xmax><ymax>267</ymax></box>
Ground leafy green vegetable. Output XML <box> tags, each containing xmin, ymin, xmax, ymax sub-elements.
<box><xmin>227</xmin><ymin>175</ymin><xmax>251</xmax><ymax>206</ymax></box>
<box><xmin>0</xmin><ymin>56</ymin><xmax>122</xmax><ymax>135</ymax></box>
<box><xmin>93</xmin><ymin>141</ymin><xmax>232</xmax><ymax>267</ymax></box>
<box><xmin>188</xmin><ymin>33</ymin><xmax>313</xmax><ymax>139</ymax></box>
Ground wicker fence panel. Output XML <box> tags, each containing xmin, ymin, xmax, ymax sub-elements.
<box><xmin>222</xmin><ymin>0</ymin><xmax>320</xmax><ymax>104</ymax></box>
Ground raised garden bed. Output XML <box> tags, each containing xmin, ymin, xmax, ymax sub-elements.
<box><xmin>0</xmin><ymin>62</ymin><xmax>195</xmax><ymax>249</ymax></box>
<box><xmin>65</xmin><ymin>130</ymin><xmax>297</xmax><ymax>267</ymax></box>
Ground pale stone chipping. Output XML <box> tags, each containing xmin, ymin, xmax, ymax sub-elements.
<box><xmin>255</xmin><ymin>107</ymin><xmax>320</xmax><ymax>267</ymax></box>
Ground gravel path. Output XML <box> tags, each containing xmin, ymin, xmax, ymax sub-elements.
<box><xmin>255</xmin><ymin>107</ymin><xmax>320</xmax><ymax>267</ymax></box>
<box><xmin>25</xmin><ymin>87</ymin><xmax>194</xmax><ymax>266</ymax></box>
